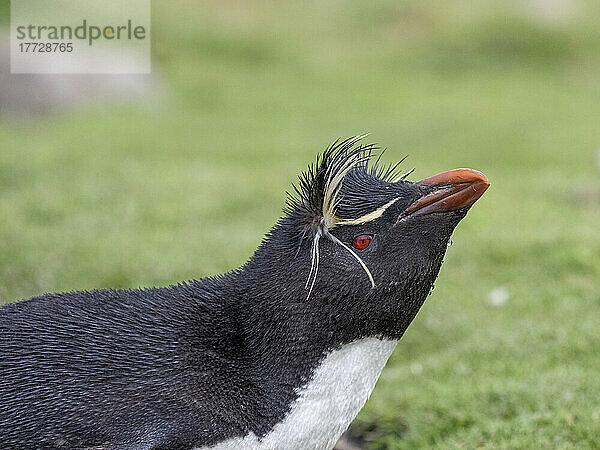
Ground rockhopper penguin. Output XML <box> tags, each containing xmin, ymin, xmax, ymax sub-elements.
<box><xmin>0</xmin><ymin>136</ymin><xmax>489</xmax><ymax>449</ymax></box>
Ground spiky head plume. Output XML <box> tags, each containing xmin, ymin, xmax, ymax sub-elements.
<box><xmin>285</xmin><ymin>135</ymin><xmax>411</xmax><ymax>299</ymax></box>
<box><xmin>286</xmin><ymin>135</ymin><xmax>407</xmax><ymax>235</ymax></box>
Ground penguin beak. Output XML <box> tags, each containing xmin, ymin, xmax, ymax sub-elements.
<box><xmin>402</xmin><ymin>168</ymin><xmax>490</xmax><ymax>219</ymax></box>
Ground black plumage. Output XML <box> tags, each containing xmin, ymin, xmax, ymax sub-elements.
<box><xmin>0</xmin><ymin>136</ymin><xmax>489</xmax><ymax>449</ymax></box>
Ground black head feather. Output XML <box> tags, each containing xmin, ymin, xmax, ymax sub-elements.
<box><xmin>285</xmin><ymin>135</ymin><xmax>406</xmax><ymax>236</ymax></box>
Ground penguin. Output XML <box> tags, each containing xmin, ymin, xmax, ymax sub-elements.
<box><xmin>0</xmin><ymin>136</ymin><xmax>489</xmax><ymax>449</ymax></box>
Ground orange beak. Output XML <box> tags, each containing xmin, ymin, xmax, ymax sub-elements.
<box><xmin>403</xmin><ymin>168</ymin><xmax>490</xmax><ymax>219</ymax></box>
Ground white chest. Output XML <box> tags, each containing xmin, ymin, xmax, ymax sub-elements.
<box><xmin>201</xmin><ymin>337</ymin><xmax>398</xmax><ymax>450</ymax></box>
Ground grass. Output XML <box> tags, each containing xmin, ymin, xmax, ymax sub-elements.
<box><xmin>1</xmin><ymin>0</ymin><xmax>600</xmax><ymax>447</ymax></box>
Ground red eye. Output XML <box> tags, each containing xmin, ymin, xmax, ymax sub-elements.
<box><xmin>353</xmin><ymin>235</ymin><xmax>372</xmax><ymax>250</ymax></box>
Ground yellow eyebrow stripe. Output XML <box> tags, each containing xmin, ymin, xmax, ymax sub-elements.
<box><xmin>336</xmin><ymin>197</ymin><xmax>401</xmax><ymax>226</ymax></box>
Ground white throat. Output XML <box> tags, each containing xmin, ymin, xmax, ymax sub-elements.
<box><xmin>203</xmin><ymin>337</ymin><xmax>398</xmax><ymax>450</ymax></box>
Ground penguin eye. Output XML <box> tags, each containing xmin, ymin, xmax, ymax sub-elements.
<box><xmin>353</xmin><ymin>235</ymin><xmax>372</xmax><ymax>250</ymax></box>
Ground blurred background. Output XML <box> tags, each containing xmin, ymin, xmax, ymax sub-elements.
<box><xmin>1</xmin><ymin>0</ymin><xmax>599</xmax><ymax>447</ymax></box>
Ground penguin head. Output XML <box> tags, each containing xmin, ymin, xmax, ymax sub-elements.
<box><xmin>248</xmin><ymin>136</ymin><xmax>489</xmax><ymax>343</ymax></box>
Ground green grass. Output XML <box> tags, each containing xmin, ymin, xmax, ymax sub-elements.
<box><xmin>1</xmin><ymin>0</ymin><xmax>600</xmax><ymax>447</ymax></box>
